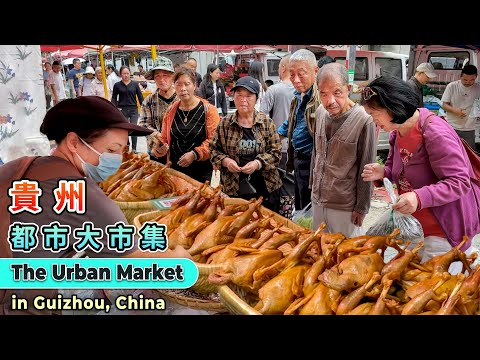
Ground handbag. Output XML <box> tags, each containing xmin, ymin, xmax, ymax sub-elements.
<box><xmin>238</xmin><ymin>176</ymin><xmax>257</xmax><ymax>196</ymax></box>
<box><xmin>422</xmin><ymin>113</ymin><xmax>480</xmax><ymax>184</ymax></box>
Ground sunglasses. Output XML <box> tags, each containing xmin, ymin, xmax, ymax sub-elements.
<box><xmin>362</xmin><ymin>86</ymin><xmax>377</xmax><ymax>101</ymax></box>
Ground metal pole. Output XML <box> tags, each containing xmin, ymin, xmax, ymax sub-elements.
<box><xmin>99</xmin><ymin>46</ymin><xmax>109</xmax><ymax>99</ymax></box>
<box><xmin>346</xmin><ymin>45</ymin><xmax>357</xmax><ymax>86</ymax></box>
<box><xmin>151</xmin><ymin>45</ymin><xmax>157</xmax><ymax>61</ymax></box>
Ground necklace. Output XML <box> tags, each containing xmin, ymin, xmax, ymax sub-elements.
<box><xmin>178</xmin><ymin>107</ymin><xmax>192</xmax><ymax>124</ymax></box>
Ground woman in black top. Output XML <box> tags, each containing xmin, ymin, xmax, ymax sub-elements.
<box><xmin>111</xmin><ymin>66</ymin><xmax>144</xmax><ymax>152</ymax></box>
<box><xmin>196</xmin><ymin>63</ymin><xmax>228</xmax><ymax>118</ymax></box>
<box><xmin>155</xmin><ymin>67</ymin><xmax>221</xmax><ymax>183</ymax></box>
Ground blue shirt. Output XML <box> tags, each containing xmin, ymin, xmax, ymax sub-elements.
<box><xmin>277</xmin><ymin>86</ymin><xmax>313</xmax><ymax>156</ymax></box>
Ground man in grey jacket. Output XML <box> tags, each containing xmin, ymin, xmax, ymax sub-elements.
<box><xmin>310</xmin><ymin>63</ymin><xmax>376</xmax><ymax>237</ymax></box>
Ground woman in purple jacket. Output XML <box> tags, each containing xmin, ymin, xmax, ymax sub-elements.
<box><xmin>360</xmin><ymin>75</ymin><xmax>480</xmax><ymax>273</ymax></box>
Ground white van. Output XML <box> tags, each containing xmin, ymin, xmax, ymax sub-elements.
<box><xmin>409</xmin><ymin>45</ymin><xmax>480</xmax><ymax>144</ymax></box>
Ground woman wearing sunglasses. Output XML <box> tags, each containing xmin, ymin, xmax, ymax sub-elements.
<box><xmin>360</xmin><ymin>75</ymin><xmax>480</xmax><ymax>274</ymax></box>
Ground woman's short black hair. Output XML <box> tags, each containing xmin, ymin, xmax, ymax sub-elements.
<box><xmin>360</xmin><ymin>75</ymin><xmax>418</xmax><ymax>124</ymax></box>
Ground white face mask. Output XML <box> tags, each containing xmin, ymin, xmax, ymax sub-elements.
<box><xmin>75</xmin><ymin>138</ymin><xmax>122</xmax><ymax>182</ymax></box>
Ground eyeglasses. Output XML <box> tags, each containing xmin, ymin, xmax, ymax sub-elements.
<box><xmin>362</xmin><ymin>86</ymin><xmax>377</xmax><ymax>101</ymax></box>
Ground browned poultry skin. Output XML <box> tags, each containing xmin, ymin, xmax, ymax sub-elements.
<box><xmin>254</xmin><ymin>265</ymin><xmax>310</xmax><ymax>315</ymax></box>
<box><xmin>253</xmin><ymin>225</ymin><xmax>325</xmax><ymax>283</ymax></box>
<box><xmin>381</xmin><ymin>241</ymin><xmax>423</xmax><ymax>276</ymax></box>
<box><xmin>405</xmin><ymin>274</ymin><xmax>460</xmax><ymax>300</ymax></box>
<box><xmin>219</xmin><ymin>203</ymin><xmax>250</xmax><ymax>216</ymax></box>
<box><xmin>401</xmin><ymin>272</ymin><xmax>451</xmax><ymax>315</ymax></box>
<box><xmin>155</xmin><ymin>206</ymin><xmax>186</xmax><ymax>235</ymax></box>
<box><xmin>100</xmin><ymin>158</ymin><xmax>143</xmax><ymax>190</ymax></box>
<box><xmin>179</xmin><ymin>186</ymin><xmax>205</xmax><ymax>221</ymax></box>
<box><xmin>336</xmin><ymin>235</ymin><xmax>372</xmax><ymax>263</ymax></box>
<box><xmin>168</xmin><ymin>213</ymin><xmax>210</xmax><ymax>250</ymax></box>
<box><xmin>170</xmin><ymin>190</ymin><xmax>195</xmax><ymax>210</ymax></box>
<box><xmin>350</xmin><ymin>229</ymin><xmax>401</xmax><ymax>257</ymax></box>
<box><xmin>208</xmin><ymin>249</ymin><xmax>283</xmax><ymax>292</ymax></box>
<box><xmin>302</xmin><ymin>257</ymin><xmax>327</xmax><ymax>297</ymax></box>
<box><xmin>436</xmin><ymin>273</ymin><xmax>466</xmax><ymax>315</ymax></box>
<box><xmin>347</xmin><ymin>302</ymin><xmax>374</xmax><ymax>315</ymax></box>
<box><xmin>258</xmin><ymin>231</ymin><xmax>303</xmax><ymax>251</ymax></box>
<box><xmin>187</xmin><ymin>215</ymin><xmax>236</xmax><ymax>256</ymax></box>
<box><xmin>295</xmin><ymin>283</ymin><xmax>341</xmax><ymax>315</ymax></box>
<box><xmin>250</xmin><ymin>226</ymin><xmax>282</xmax><ymax>248</ymax></box>
<box><xmin>204</xmin><ymin>238</ymin><xmax>258</xmax><ymax>264</ymax></box>
<box><xmin>319</xmin><ymin>253</ymin><xmax>384</xmax><ymax>292</ymax></box>
<box><xmin>226</xmin><ymin>198</ymin><xmax>263</xmax><ymax>237</ymax></box>
<box><xmin>420</xmin><ymin>237</ymin><xmax>471</xmax><ymax>275</ymax></box>
<box><xmin>456</xmin><ymin>265</ymin><xmax>480</xmax><ymax>314</ymax></box>
<box><xmin>234</xmin><ymin>214</ymin><xmax>273</xmax><ymax>240</ymax></box>
<box><xmin>320</xmin><ymin>232</ymin><xmax>346</xmax><ymax>256</ymax></box>
<box><xmin>369</xmin><ymin>278</ymin><xmax>393</xmax><ymax>315</ymax></box>
<box><xmin>336</xmin><ymin>272</ymin><xmax>382</xmax><ymax>315</ymax></box>
<box><xmin>303</xmin><ymin>237</ymin><xmax>344</xmax><ymax>296</ymax></box>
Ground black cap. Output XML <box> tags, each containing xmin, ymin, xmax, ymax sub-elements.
<box><xmin>231</xmin><ymin>76</ymin><xmax>260</xmax><ymax>95</ymax></box>
<box><xmin>40</xmin><ymin>96</ymin><xmax>153</xmax><ymax>141</ymax></box>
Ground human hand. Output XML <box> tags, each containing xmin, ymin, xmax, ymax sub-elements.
<box><xmin>361</xmin><ymin>163</ymin><xmax>385</xmax><ymax>182</ymax></box>
<box><xmin>177</xmin><ymin>151</ymin><xmax>195</xmax><ymax>167</ymax></box>
<box><xmin>351</xmin><ymin>211</ymin><xmax>366</xmax><ymax>226</ymax></box>
<box><xmin>459</xmin><ymin>108</ymin><xmax>467</xmax><ymax>118</ymax></box>
<box><xmin>153</xmin><ymin>142</ymin><xmax>169</xmax><ymax>157</ymax></box>
<box><xmin>241</xmin><ymin>160</ymin><xmax>260</xmax><ymax>175</ymax></box>
<box><xmin>392</xmin><ymin>191</ymin><xmax>418</xmax><ymax>215</ymax></box>
<box><xmin>222</xmin><ymin>157</ymin><xmax>242</xmax><ymax>173</ymax></box>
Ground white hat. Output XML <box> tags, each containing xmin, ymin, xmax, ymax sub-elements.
<box><xmin>416</xmin><ymin>62</ymin><xmax>437</xmax><ymax>78</ymax></box>
<box><xmin>84</xmin><ymin>66</ymin><xmax>95</xmax><ymax>75</ymax></box>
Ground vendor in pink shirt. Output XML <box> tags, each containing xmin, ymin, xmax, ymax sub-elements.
<box><xmin>360</xmin><ymin>75</ymin><xmax>480</xmax><ymax>274</ymax></box>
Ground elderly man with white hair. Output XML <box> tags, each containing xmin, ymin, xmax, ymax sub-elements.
<box><xmin>277</xmin><ymin>48</ymin><xmax>320</xmax><ymax>212</ymax></box>
<box><xmin>91</xmin><ymin>67</ymin><xmax>106</xmax><ymax>98</ymax></box>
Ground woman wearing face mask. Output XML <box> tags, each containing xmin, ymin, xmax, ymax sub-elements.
<box><xmin>0</xmin><ymin>96</ymin><xmax>191</xmax><ymax>315</ymax></box>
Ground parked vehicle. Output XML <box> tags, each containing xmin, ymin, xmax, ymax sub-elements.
<box><xmin>408</xmin><ymin>45</ymin><xmax>480</xmax><ymax>145</ymax></box>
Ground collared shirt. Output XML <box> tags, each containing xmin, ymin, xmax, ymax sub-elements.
<box><xmin>139</xmin><ymin>90</ymin><xmax>177</xmax><ymax>153</ymax></box>
<box><xmin>210</xmin><ymin>110</ymin><xmax>282</xmax><ymax>196</ymax></box>
<box><xmin>278</xmin><ymin>86</ymin><xmax>313</xmax><ymax>156</ymax></box>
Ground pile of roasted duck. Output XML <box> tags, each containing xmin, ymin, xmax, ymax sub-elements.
<box><xmin>144</xmin><ymin>182</ymin><xmax>311</xmax><ymax>263</ymax></box>
<box><xmin>146</xmin><ymin>182</ymin><xmax>480</xmax><ymax>315</ymax></box>
<box><xmin>98</xmin><ymin>149</ymin><xmax>193</xmax><ymax>202</ymax></box>
<box><xmin>208</xmin><ymin>226</ymin><xmax>480</xmax><ymax>315</ymax></box>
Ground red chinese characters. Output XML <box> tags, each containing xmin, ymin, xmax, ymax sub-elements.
<box><xmin>8</xmin><ymin>180</ymin><xmax>43</xmax><ymax>214</ymax></box>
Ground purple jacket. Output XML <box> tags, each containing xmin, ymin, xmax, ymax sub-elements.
<box><xmin>384</xmin><ymin>108</ymin><xmax>480</xmax><ymax>251</ymax></box>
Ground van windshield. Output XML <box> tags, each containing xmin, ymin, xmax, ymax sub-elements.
<box><xmin>333</xmin><ymin>57</ymin><xmax>368</xmax><ymax>81</ymax></box>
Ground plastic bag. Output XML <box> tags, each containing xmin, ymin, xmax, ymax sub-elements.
<box><xmin>470</xmin><ymin>97</ymin><xmax>480</xmax><ymax>118</ymax></box>
<box><xmin>366</xmin><ymin>178</ymin><xmax>424</xmax><ymax>242</ymax></box>
<box><xmin>292</xmin><ymin>202</ymin><xmax>313</xmax><ymax>229</ymax></box>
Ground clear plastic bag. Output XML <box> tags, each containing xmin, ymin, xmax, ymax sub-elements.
<box><xmin>470</xmin><ymin>97</ymin><xmax>480</xmax><ymax>118</ymax></box>
<box><xmin>366</xmin><ymin>178</ymin><xmax>424</xmax><ymax>242</ymax></box>
<box><xmin>292</xmin><ymin>202</ymin><xmax>313</xmax><ymax>229</ymax></box>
